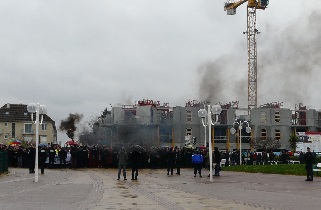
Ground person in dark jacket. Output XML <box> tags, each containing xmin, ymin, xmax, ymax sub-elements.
<box><xmin>175</xmin><ymin>147</ymin><xmax>181</xmax><ymax>175</ymax></box>
<box><xmin>214</xmin><ymin>147</ymin><xmax>221</xmax><ymax>176</ymax></box>
<box><xmin>58</xmin><ymin>147</ymin><xmax>68</xmax><ymax>169</ymax></box>
<box><xmin>166</xmin><ymin>148</ymin><xmax>175</xmax><ymax>176</ymax></box>
<box><xmin>130</xmin><ymin>151</ymin><xmax>141</xmax><ymax>180</ymax></box>
<box><xmin>39</xmin><ymin>146</ymin><xmax>48</xmax><ymax>174</ymax></box>
<box><xmin>48</xmin><ymin>146</ymin><xmax>56</xmax><ymax>168</ymax></box>
<box><xmin>101</xmin><ymin>147</ymin><xmax>110</xmax><ymax>169</ymax></box>
<box><xmin>80</xmin><ymin>146</ymin><xmax>89</xmax><ymax>168</ymax></box>
<box><xmin>27</xmin><ymin>146</ymin><xmax>36</xmax><ymax>173</ymax></box>
<box><xmin>304</xmin><ymin>147</ymin><xmax>314</xmax><ymax>181</ymax></box>
<box><xmin>280</xmin><ymin>150</ymin><xmax>289</xmax><ymax>164</ymax></box>
<box><xmin>70</xmin><ymin>146</ymin><xmax>78</xmax><ymax>169</ymax></box>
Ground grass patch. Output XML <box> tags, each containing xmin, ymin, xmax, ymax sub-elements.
<box><xmin>222</xmin><ymin>164</ymin><xmax>320</xmax><ymax>176</ymax></box>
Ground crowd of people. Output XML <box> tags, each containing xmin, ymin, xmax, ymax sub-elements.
<box><xmin>0</xmin><ymin>144</ymin><xmax>198</xmax><ymax>169</ymax></box>
<box><xmin>0</xmin><ymin>143</ymin><xmax>317</xmax><ymax>181</ymax></box>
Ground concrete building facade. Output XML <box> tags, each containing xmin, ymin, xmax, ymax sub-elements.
<box><xmin>91</xmin><ymin>100</ymin><xmax>321</xmax><ymax>151</ymax></box>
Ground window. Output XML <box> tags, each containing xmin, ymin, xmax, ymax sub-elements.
<box><xmin>186</xmin><ymin>128</ymin><xmax>192</xmax><ymax>136</ymax></box>
<box><xmin>4</xmin><ymin>122</ymin><xmax>8</xmax><ymax>127</ymax></box>
<box><xmin>214</xmin><ymin>127</ymin><xmax>227</xmax><ymax>143</ymax></box>
<box><xmin>4</xmin><ymin>134</ymin><xmax>8</xmax><ymax>139</ymax></box>
<box><xmin>186</xmin><ymin>110</ymin><xmax>192</xmax><ymax>122</ymax></box>
<box><xmin>24</xmin><ymin>123</ymin><xmax>32</xmax><ymax>134</ymax></box>
<box><xmin>260</xmin><ymin>111</ymin><xmax>266</xmax><ymax>123</ymax></box>
<box><xmin>41</xmin><ymin>123</ymin><xmax>47</xmax><ymax>131</ymax></box>
<box><xmin>12</xmin><ymin>123</ymin><xmax>15</xmax><ymax>138</ymax></box>
<box><xmin>24</xmin><ymin>137</ymin><xmax>32</xmax><ymax>142</ymax></box>
<box><xmin>40</xmin><ymin>136</ymin><xmax>47</xmax><ymax>143</ymax></box>
<box><xmin>261</xmin><ymin>128</ymin><xmax>267</xmax><ymax>139</ymax></box>
<box><xmin>275</xmin><ymin>111</ymin><xmax>280</xmax><ymax>123</ymax></box>
<box><xmin>275</xmin><ymin>129</ymin><xmax>281</xmax><ymax>140</ymax></box>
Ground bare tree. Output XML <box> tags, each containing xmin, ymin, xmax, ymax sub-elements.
<box><xmin>251</xmin><ymin>137</ymin><xmax>281</xmax><ymax>151</ymax></box>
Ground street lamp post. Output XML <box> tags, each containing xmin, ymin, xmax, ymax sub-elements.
<box><xmin>198</xmin><ymin>109</ymin><xmax>207</xmax><ymax>147</ymax></box>
<box><xmin>27</xmin><ymin>103</ymin><xmax>47</xmax><ymax>183</ymax></box>
<box><xmin>198</xmin><ymin>104</ymin><xmax>222</xmax><ymax>182</ymax></box>
<box><xmin>230</xmin><ymin>120</ymin><xmax>251</xmax><ymax>165</ymax></box>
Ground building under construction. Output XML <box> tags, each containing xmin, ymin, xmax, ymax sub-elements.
<box><xmin>92</xmin><ymin>99</ymin><xmax>321</xmax><ymax>152</ymax></box>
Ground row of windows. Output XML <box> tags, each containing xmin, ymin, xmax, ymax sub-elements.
<box><xmin>188</xmin><ymin>110</ymin><xmax>283</xmax><ymax>124</ymax></box>
<box><xmin>186</xmin><ymin>110</ymin><xmax>192</xmax><ymax>122</ymax></box>
<box><xmin>261</xmin><ymin>129</ymin><xmax>281</xmax><ymax>140</ymax></box>
<box><xmin>188</xmin><ymin>110</ymin><xmax>281</xmax><ymax>124</ymax></box>
<box><xmin>260</xmin><ymin>111</ymin><xmax>281</xmax><ymax>123</ymax></box>
<box><xmin>186</xmin><ymin>127</ymin><xmax>281</xmax><ymax>140</ymax></box>
<box><xmin>1</xmin><ymin>123</ymin><xmax>47</xmax><ymax>130</ymax></box>
<box><xmin>2</xmin><ymin>123</ymin><xmax>47</xmax><ymax>140</ymax></box>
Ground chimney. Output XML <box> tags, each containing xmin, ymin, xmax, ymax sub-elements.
<box><xmin>6</xmin><ymin>103</ymin><xmax>10</xmax><ymax>108</ymax></box>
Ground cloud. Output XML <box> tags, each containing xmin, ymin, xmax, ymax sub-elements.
<box><xmin>0</xmin><ymin>0</ymin><xmax>319</xmax><ymax>143</ymax></box>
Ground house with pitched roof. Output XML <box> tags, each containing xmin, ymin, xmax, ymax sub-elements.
<box><xmin>0</xmin><ymin>103</ymin><xmax>57</xmax><ymax>145</ymax></box>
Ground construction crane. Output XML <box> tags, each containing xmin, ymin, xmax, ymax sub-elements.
<box><xmin>224</xmin><ymin>0</ymin><xmax>269</xmax><ymax>110</ymax></box>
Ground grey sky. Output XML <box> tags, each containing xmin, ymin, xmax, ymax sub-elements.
<box><xmin>1</xmin><ymin>0</ymin><xmax>320</xmax><ymax>143</ymax></box>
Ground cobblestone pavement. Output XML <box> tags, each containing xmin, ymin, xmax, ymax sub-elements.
<box><xmin>1</xmin><ymin>167</ymin><xmax>321</xmax><ymax>210</ymax></box>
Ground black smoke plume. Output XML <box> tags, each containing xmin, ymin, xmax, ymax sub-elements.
<box><xmin>59</xmin><ymin>113</ymin><xmax>83</xmax><ymax>140</ymax></box>
<box><xmin>198</xmin><ymin>9</ymin><xmax>321</xmax><ymax>108</ymax></box>
<box><xmin>197</xmin><ymin>57</ymin><xmax>247</xmax><ymax>105</ymax></box>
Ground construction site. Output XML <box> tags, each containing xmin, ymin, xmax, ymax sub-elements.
<box><xmin>90</xmin><ymin>99</ymin><xmax>321</xmax><ymax>153</ymax></box>
<box><xmin>87</xmin><ymin>1</ymin><xmax>321</xmax><ymax>153</ymax></box>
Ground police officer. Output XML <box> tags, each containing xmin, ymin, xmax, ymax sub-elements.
<box><xmin>58</xmin><ymin>147</ymin><xmax>67</xmax><ymax>169</ymax></box>
<box><xmin>304</xmin><ymin>147</ymin><xmax>314</xmax><ymax>181</ymax></box>
<box><xmin>79</xmin><ymin>146</ymin><xmax>89</xmax><ymax>168</ymax></box>
<box><xmin>130</xmin><ymin>150</ymin><xmax>141</xmax><ymax>180</ymax></box>
<box><xmin>48</xmin><ymin>146</ymin><xmax>56</xmax><ymax>168</ymax></box>
<box><xmin>166</xmin><ymin>148</ymin><xmax>175</xmax><ymax>176</ymax></box>
<box><xmin>175</xmin><ymin>147</ymin><xmax>181</xmax><ymax>175</ymax></box>
<box><xmin>27</xmin><ymin>146</ymin><xmax>36</xmax><ymax>173</ymax></box>
<box><xmin>39</xmin><ymin>146</ymin><xmax>48</xmax><ymax>174</ymax></box>
<box><xmin>214</xmin><ymin>147</ymin><xmax>221</xmax><ymax>176</ymax></box>
<box><xmin>70</xmin><ymin>146</ymin><xmax>78</xmax><ymax>169</ymax></box>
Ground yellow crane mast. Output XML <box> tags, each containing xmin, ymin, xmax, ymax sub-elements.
<box><xmin>224</xmin><ymin>0</ymin><xmax>269</xmax><ymax>110</ymax></box>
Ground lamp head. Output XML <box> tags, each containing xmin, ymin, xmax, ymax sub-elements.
<box><xmin>198</xmin><ymin>109</ymin><xmax>207</xmax><ymax>118</ymax></box>
<box><xmin>230</xmin><ymin>127</ymin><xmax>236</xmax><ymax>134</ymax></box>
<box><xmin>39</xmin><ymin>105</ymin><xmax>47</xmax><ymax>115</ymax></box>
<box><xmin>27</xmin><ymin>103</ymin><xmax>37</xmax><ymax>113</ymax></box>
<box><xmin>211</xmin><ymin>105</ymin><xmax>222</xmax><ymax>115</ymax></box>
<box><xmin>233</xmin><ymin>120</ymin><xmax>239</xmax><ymax>130</ymax></box>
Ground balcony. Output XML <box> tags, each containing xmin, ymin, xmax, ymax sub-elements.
<box><xmin>21</xmin><ymin>129</ymin><xmax>35</xmax><ymax>135</ymax></box>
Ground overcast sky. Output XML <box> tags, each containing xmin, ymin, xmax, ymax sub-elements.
<box><xmin>1</xmin><ymin>0</ymin><xmax>320</xmax><ymax>143</ymax></box>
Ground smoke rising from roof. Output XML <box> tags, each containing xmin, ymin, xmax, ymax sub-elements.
<box><xmin>197</xmin><ymin>56</ymin><xmax>247</xmax><ymax>105</ymax></box>
<box><xmin>59</xmin><ymin>113</ymin><xmax>83</xmax><ymax>140</ymax></box>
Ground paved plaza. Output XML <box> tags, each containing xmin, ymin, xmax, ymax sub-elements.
<box><xmin>0</xmin><ymin>167</ymin><xmax>320</xmax><ymax>210</ymax></box>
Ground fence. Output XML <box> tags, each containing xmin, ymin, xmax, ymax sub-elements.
<box><xmin>0</xmin><ymin>151</ymin><xmax>8</xmax><ymax>173</ymax></box>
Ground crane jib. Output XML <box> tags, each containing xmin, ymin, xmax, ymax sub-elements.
<box><xmin>224</xmin><ymin>0</ymin><xmax>269</xmax><ymax>11</ymax></box>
